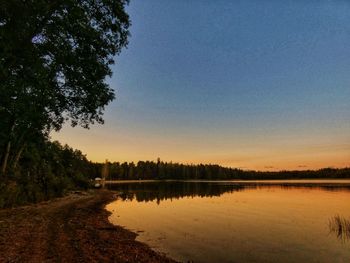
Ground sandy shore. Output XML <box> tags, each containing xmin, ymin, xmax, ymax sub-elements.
<box><xmin>0</xmin><ymin>190</ymin><xmax>177</xmax><ymax>263</ymax></box>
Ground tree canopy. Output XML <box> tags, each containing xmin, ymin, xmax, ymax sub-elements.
<box><xmin>0</xmin><ymin>0</ymin><xmax>130</xmax><ymax>174</ymax></box>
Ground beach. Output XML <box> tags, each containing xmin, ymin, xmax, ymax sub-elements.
<box><xmin>0</xmin><ymin>190</ymin><xmax>176</xmax><ymax>263</ymax></box>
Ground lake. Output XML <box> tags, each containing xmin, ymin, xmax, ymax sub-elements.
<box><xmin>106</xmin><ymin>180</ymin><xmax>350</xmax><ymax>263</ymax></box>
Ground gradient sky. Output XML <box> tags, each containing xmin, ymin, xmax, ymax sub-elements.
<box><xmin>53</xmin><ymin>0</ymin><xmax>350</xmax><ymax>171</ymax></box>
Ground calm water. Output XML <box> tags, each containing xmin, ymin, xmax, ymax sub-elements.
<box><xmin>106</xmin><ymin>180</ymin><xmax>350</xmax><ymax>263</ymax></box>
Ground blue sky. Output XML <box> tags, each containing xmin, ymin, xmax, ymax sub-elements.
<box><xmin>54</xmin><ymin>0</ymin><xmax>350</xmax><ymax>170</ymax></box>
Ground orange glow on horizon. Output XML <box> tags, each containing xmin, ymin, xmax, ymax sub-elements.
<box><xmin>51</xmin><ymin>124</ymin><xmax>350</xmax><ymax>171</ymax></box>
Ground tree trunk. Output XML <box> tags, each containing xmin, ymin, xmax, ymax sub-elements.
<box><xmin>1</xmin><ymin>140</ymin><xmax>12</xmax><ymax>175</ymax></box>
<box><xmin>9</xmin><ymin>130</ymin><xmax>27</xmax><ymax>169</ymax></box>
<box><xmin>12</xmin><ymin>143</ymin><xmax>26</xmax><ymax>169</ymax></box>
<box><xmin>1</xmin><ymin>122</ymin><xmax>15</xmax><ymax>175</ymax></box>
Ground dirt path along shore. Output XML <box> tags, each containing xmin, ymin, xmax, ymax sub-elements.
<box><xmin>0</xmin><ymin>190</ymin><xmax>176</xmax><ymax>263</ymax></box>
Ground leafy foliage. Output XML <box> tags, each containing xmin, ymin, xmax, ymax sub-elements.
<box><xmin>0</xmin><ymin>138</ymin><xmax>96</xmax><ymax>208</ymax></box>
<box><xmin>1</xmin><ymin>0</ymin><xmax>130</xmax><ymax>128</ymax></box>
<box><xmin>0</xmin><ymin>0</ymin><xmax>130</xmax><ymax>177</ymax></box>
<box><xmin>0</xmin><ymin>0</ymin><xmax>130</xmax><ymax>206</ymax></box>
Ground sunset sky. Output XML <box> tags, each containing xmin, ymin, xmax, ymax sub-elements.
<box><xmin>53</xmin><ymin>0</ymin><xmax>350</xmax><ymax>171</ymax></box>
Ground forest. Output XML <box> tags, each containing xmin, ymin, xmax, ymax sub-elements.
<box><xmin>103</xmin><ymin>159</ymin><xmax>350</xmax><ymax>181</ymax></box>
<box><xmin>0</xmin><ymin>0</ymin><xmax>130</xmax><ymax>207</ymax></box>
<box><xmin>0</xmin><ymin>138</ymin><xmax>97</xmax><ymax>207</ymax></box>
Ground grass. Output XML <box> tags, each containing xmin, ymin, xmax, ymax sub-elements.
<box><xmin>328</xmin><ymin>215</ymin><xmax>350</xmax><ymax>242</ymax></box>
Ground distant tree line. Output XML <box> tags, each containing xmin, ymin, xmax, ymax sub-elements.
<box><xmin>102</xmin><ymin>159</ymin><xmax>350</xmax><ymax>181</ymax></box>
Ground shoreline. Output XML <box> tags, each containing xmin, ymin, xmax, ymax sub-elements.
<box><xmin>0</xmin><ymin>190</ymin><xmax>177</xmax><ymax>263</ymax></box>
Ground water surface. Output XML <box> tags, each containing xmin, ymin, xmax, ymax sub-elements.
<box><xmin>107</xmin><ymin>180</ymin><xmax>350</xmax><ymax>263</ymax></box>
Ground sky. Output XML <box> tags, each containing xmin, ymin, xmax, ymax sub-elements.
<box><xmin>53</xmin><ymin>0</ymin><xmax>350</xmax><ymax>171</ymax></box>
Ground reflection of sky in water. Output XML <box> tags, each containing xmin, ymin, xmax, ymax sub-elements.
<box><xmin>107</xmin><ymin>181</ymin><xmax>350</xmax><ymax>263</ymax></box>
<box><xmin>107</xmin><ymin>180</ymin><xmax>350</xmax><ymax>204</ymax></box>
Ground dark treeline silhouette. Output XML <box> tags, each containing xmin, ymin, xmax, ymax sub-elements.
<box><xmin>102</xmin><ymin>159</ymin><xmax>350</xmax><ymax>181</ymax></box>
<box><xmin>1</xmin><ymin>0</ymin><xmax>130</xmax><ymax>207</ymax></box>
<box><xmin>0</xmin><ymin>139</ymin><xmax>98</xmax><ymax>207</ymax></box>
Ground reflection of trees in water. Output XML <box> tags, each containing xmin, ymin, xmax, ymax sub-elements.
<box><xmin>329</xmin><ymin>215</ymin><xmax>350</xmax><ymax>243</ymax></box>
<box><xmin>107</xmin><ymin>181</ymin><xmax>350</xmax><ymax>204</ymax></box>
<box><xmin>107</xmin><ymin>182</ymin><xmax>245</xmax><ymax>203</ymax></box>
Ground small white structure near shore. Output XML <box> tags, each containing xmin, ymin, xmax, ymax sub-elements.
<box><xmin>94</xmin><ymin>159</ymin><xmax>109</xmax><ymax>188</ymax></box>
<box><xmin>94</xmin><ymin>177</ymin><xmax>103</xmax><ymax>188</ymax></box>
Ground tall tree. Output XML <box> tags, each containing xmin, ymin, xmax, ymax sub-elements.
<box><xmin>0</xmin><ymin>0</ymin><xmax>130</xmax><ymax>174</ymax></box>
